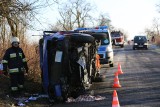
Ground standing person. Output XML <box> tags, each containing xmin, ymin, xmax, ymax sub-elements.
<box><xmin>2</xmin><ymin>37</ymin><xmax>28</xmax><ymax>95</ymax></box>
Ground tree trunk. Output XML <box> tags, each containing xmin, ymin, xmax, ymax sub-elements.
<box><xmin>6</xmin><ymin>17</ymin><xmax>17</xmax><ymax>37</ymax></box>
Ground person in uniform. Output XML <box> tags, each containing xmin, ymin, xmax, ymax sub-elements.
<box><xmin>2</xmin><ymin>37</ymin><xmax>28</xmax><ymax>95</ymax></box>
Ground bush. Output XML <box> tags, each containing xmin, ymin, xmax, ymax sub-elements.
<box><xmin>155</xmin><ymin>36</ymin><xmax>160</xmax><ymax>46</ymax></box>
<box><xmin>21</xmin><ymin>43</ymin><xmax>41</xmax><ymax>82</ymax></box>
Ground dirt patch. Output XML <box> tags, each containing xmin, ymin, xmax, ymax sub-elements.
<box><xmin>0</xmin><ymin>75</ymin><xmax>44</xmax><ymax>106</ymax></box>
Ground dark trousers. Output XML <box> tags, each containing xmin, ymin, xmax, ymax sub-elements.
<box><xmin>10</xmin><ymin>72</ymin><xmax>24</xmax><ymax>91</ymax></box>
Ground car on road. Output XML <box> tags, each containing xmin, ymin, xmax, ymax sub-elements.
<box><xmin>132</xmin><ymin>35</ymin><xmax>149</xmax><ymax>50</ymax></box>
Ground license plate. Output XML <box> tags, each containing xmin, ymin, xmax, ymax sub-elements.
<box><xmin>139</xmin><ymin>45</ymin><xmax>143</xmax><ymax>47</ymax></box>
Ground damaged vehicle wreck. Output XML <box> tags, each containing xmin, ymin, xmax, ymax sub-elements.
<box><xmin>39</xmin><ymin>30</ymin><xmax>107</xmax><ymax>102</ymax></box>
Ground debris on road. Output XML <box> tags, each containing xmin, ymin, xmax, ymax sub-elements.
<box><xmin>13</xmin><ymin>94</ymin><xmax>49</xmax><ymax>106</ymax></box>
<box><xmin>66</xmin><ymin>95</ymin><xmax>106</xmax><ymax>103</ymax></box>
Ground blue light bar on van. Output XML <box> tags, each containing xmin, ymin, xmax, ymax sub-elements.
<box><xmin>95</xmin><ymin>26</ymin><xmax>108</xmax><ymax>30</ymax></box>
<box><xmin>75</xmin><ymin>26</ymin><xmax>108</xmax><ymax>31</ymax></box>
<box><xmin>76</xmin><ymin>28</ymin><xmax>88</xmax><ymax>30</ymax></box>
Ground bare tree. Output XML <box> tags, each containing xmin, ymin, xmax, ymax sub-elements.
<box><xmin>49</xmin><ymin>22</ymin><xmax>63</xmax><ymax>31</ymax></box>
<box><xmin>56</xmin><ymin>0</ymin><xmax>94</xmax><ymax>30</ymax></box>
<box><xmin>95</xmin><ymin>13</ymin><xmax>115</xmax><ymax>31</ymax></box>
<box><xmin>0</xmin><ymin>0</ymin><xmax>34</xmax><ymax>36</ymax></box>
<box><xmin>152</xmin><ymin>18</ymin><xmax>160</xmax><ymax>36</ymax></box>
<box><xmin>0</xmin><ymin>0</ymin><xmax>54</xmax><ymax>47</ymax></box>
<box><xmin>97</xmin><ymin>14</ymin><xmax>110</xmax><ymax>25</ymax></box>
<box><xmin>145</xmin><ymin>18</ymin><xmax>160</xmax><ymax>38</ymax></box>
<box><xmin>145</xmin><ymin>28</ymin><xmax>155</xmax><ymax>38</ymax></box>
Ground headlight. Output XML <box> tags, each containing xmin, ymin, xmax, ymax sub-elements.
<box><xmin>144</xmin><ymin>43</ymin><xmax>148</xmax><ymax>45</ymax></box>
<box><xmin>107</xmin><ymin>46</ymin><xmax>112</xmax><ymax>52</ymax></box>
<box><xmin>107</xmin><ymin>52</ymin><xmax>113</xmax><ymax>59</ymax></box>
<box><xmin>134</xmin><ymin>43</ymin><xmax>138</xmax><ymax>45</ymax></box>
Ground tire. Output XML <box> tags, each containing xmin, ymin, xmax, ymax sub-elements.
<box><xmin>112</xmin><ymin>39</ymin><xmax>116</xmax><ymax>45</ymax></box>
<box><xmin>94</xmin><ymin>77</ymin><xmax>103</xmax><ymax>82</ymax></box>
<box><xmin>70</xmin><ymin>33</ymin><xmax>94</xmax><ymax>43</ymax></box>
<box><xmin>94</xmin><ymin>73</ymin><xmax>102</xmax><ymax>82</ymax></box>
<box><xmin>92</xmin><ymin>33</ymin><xmax>107</xmax><ymax>40</ymax></box>
<box><xmin>94</xmin><ymin>76</ymin><xmax>106</xmax><ymax>82</ymax></box>
<box><xmin>121</xmin><ymin>44</ymin><xmax>124</xmax><ymax>48</ymax></box>
<box><xmin>109</xmin><ymin>63</ymin><xmax>114</xmax><ymax>67</ymax></box>
<box><xmin>133</xmin><ymin>47</ymin><xmax>135</xmax><ymax>50</ymax></box>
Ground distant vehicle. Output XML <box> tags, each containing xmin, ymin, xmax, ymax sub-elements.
<box><xmin>132</xmin><ymin>35</ymin><xmax>149</xmax><ymax>50</ymax></box>
<box><xmin>111</xmin><ymin>31</ymin><xmax>125</xmax><ymax>48</ymax></box>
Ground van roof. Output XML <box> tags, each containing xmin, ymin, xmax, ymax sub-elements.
<box><xmin>75</xmin><ymin>26</ymin><xmax>109</xmax><ymax>33</ymax></box>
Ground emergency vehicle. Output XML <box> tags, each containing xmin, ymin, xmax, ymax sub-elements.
<box><xmin>75</xmin><ymin>26</ymin><xmax>114</xmax><ymax>67</ymax></box>
<box><xmin>111</xmin><ymin>31</ymin><xmax>125</xmax><ymax>48</ymax></box>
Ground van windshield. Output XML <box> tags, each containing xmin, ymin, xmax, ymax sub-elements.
<box><xmin>134</xmin><ymin>36</ymin><xmax>147</xmax><ymax>42</ymax></box>
<box><xmin>100</xmin><ymin>32</ymin><xmax>110</xmax><ymax>45</ymax></box>
<box><xmin>111</xmin><ymin>32</ymin><xmax>121</xmax><ymax>37</ymax></box>
<box><xmin>111</xmin><ymin>33</ymin><xmax>120</xmax><ymax>37</ymax></box>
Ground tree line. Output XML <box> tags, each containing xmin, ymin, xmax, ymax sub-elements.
<box><xmin>145</xmin><ymin>4</ymin><xmax>160</xmax><ymax>44</ymax></box>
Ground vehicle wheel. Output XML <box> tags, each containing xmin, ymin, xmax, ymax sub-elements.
<box><xmin>94</xmin><ymin>77</ymin><xmax>103</xmax><ymax>82</ymax></box>
<box><xmin>112</xmin><ymin>39</ymin><xmax>116</xmax><ymax>45</ymax></box>
<box><xmin>70</xmin><ymin>33</ymin><xmax>94</xmax><ymax>43</ymax></box>
<box><xmin>94</xmin><ymin>72</ymin><xmax>105</xmax><ymax>82</ymax></box>
<box><xmin>92</xmin><ymin>33</ymin><xmax>107</xmax><ymax>40</ymax></box>
<box><xmin>121</xmin><ymin>44</ymin><xmax>124</xmax><ymax>48</ymax></box>
<box><xmin>109</xmin><ymin>63</ymin><xmax>114</xmax><ymax>67</ymax></box>
<box><xmin>95</xmin><ymin>76</ymin><xmax>106</xmax><ymax>82</ymax></box>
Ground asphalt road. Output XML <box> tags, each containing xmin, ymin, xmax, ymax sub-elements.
<box><xmin>51</xmin><ymin>44</ymin><xmax>160</xmax><ymax>107</ymax></box>
<box><xmin>110</xmin><ymin>44</ymin><xmax>160</xmax><ymax>107</ymax></box>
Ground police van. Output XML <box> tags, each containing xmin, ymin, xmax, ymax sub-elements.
<box><xmin>75</xmin><ymin>26</ymin><xmax>114</xmax><ymax>67</ymax></box>
<box><xmin>93</xmin><ymin>26</ymin><xmax>114</xmax><ymax>67</ymax></box>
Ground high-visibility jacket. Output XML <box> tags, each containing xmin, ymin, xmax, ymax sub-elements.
<box><xmin>96</xmin><ymin>54</ymin><xmax>101</xmax><ymax>69</ymax></box>
<box><xmin>2</xmin><ymin>47</ymin><xmax>28</xmax><ymax>73</ymax></box>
